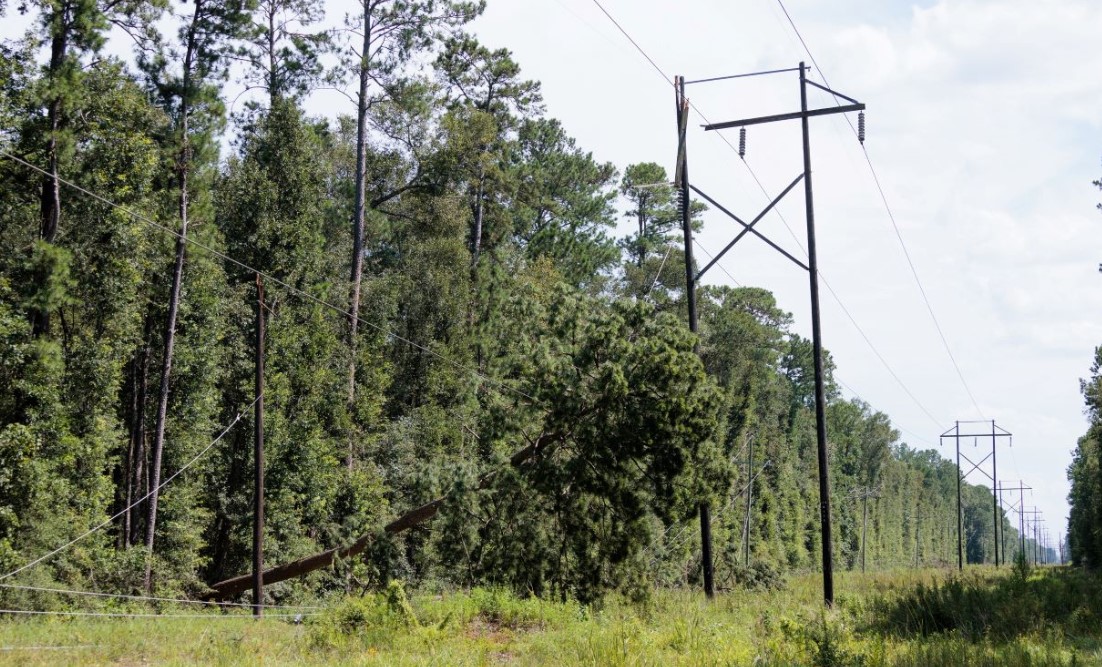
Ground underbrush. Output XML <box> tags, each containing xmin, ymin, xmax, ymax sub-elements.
<box><xmin>0</xmin><ymin>568</ymin><xmax>1100</xmax><ymax>665</ymax></box>
<box><xmin>867</xmin><ymin>566</ymin><xmax>1102</xmax><ymax>641</ymax></box>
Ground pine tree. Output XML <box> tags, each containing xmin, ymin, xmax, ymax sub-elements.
<box><xmin>138</xmin><ymin>0</ymin><xmax>251</xmax><ymax>592</ymax></box>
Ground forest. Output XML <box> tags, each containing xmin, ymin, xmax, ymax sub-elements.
<box><xmin>0</xmin><ymin>0</ymin><xmax>1060</xmax><ymax>617</ymax></box>
<box><xmin>1065</xmin><ymin>169</ymin><xmax>1102</xmax><ymax>570</ymax></box>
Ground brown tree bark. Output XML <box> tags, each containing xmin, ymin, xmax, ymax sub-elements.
<box><xmin>144</xmin><ymin>12</ymin><xmax>200</xmax><ymax>592</ymax></box>
<box><xmin>203</xmin><ymin>433</ymin><xmax>560</xmax><ymax>599</ymax></box>
<box><xmin>345</xmin><ymin>2</ymin><xmax>373</xmax><ymax>469</ymax></box>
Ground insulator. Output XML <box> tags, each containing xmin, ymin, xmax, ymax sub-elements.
<box><xmin>738</xmin><ymin>127</ymin><xmax>746</xmax><ymax>158</ymax></box>
<box><xmin>857</xmin><ymin>111</ymin><xmax>866</xmax><ymax>145</ymax></box>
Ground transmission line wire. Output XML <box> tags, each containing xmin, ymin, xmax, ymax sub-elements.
<box><xmin>0</xmin><ymin>583</ymin><xmax>321</xmax><ymax>610</ymax></box>
<box><xmin>0</xmin><ymin>609</ymin><xmax>311</xmax><ymax>619</ymax></box>
<box><xmin>691</xmin><ymin>241</ymin><xmax>937</xmax><ymax>448</ymax></box>
<box><xmin>0</xmin><ymin>150</ymin><xmax>536</xmax><ymax>404</ymax></box>
<box><xmin>772</xmin><ymin>0</ymin><xmax>987</xmax><ymax>421</ymax></box>
<box><xmin>585</xmin><ymin>0</ymin><xmax>942</xmax><ymax>429</ymax></box>
<box><xmin>0</xmin><ymin>396</ymin><xmax>259</xmax><ymax>583</ymax></box>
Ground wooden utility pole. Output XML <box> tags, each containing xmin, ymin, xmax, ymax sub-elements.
<box><xmin>673</xmin><ymin>76</ymin><xmax>714</xmax><ymax>599</ymax></box>
<box><xmin>253</xmin><ymin>274</ymin><xmax>265</xmax><ymax>617</ymax></box>
<box><xmin>743</xmin><ymin>435</ymin><xmax>755</xmax><ymax>567</ymax></box>
<box><xmin>854</xmin><ymin>486</ymin><xmax>879</xmax><ymax>573</ymax></box>
<box><xmin>941</xmin><ymin>420</ymin><xmax>1012</xmax><ymax>569</ymax></box>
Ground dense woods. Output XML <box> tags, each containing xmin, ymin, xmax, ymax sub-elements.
<box><xmin>1066</xmin><ymin>166</ymin><xmax>1102</xmax><ymax>568</ymax></box>
<box><xmin>0</xmin><ymin>0</ymin><xmax>1042</xmax><ymax>607</ymax></box>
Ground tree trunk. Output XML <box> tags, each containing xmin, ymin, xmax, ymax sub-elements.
<box><xmin>127</xmin><ymin>317</ymin><xmax>152</xmax><ymax>545</ymax></box>
<box><xmin>471</xmin><ymin>166</ymin><xmax>485</xmax><ymax>266</ymax></box>
<box><xmin>144</xmin><ymin>25</ymin><xmax>197</xmax><ymax>592</ymax></box>
<box><xmin>39</xmin><ymin>15</ymin><xmax>66</xmax><ymax>245</ymax></box>
<box><xmin>346</xmin><ymin>5</ymin><xmax>372</xmax><ymax>469</ymax></box>
<box><xmin>32</xmin><ymin>7</ymin><xmax>70</xmax><ymax>336</ymax></box>
<box><xmin>204</xmin><ymin>432</ymin><xmax>560</xmax><ymax>599</ymax></box>
<box><xmin>267</xmin><ymin>1</ymin><xmax>277</xmax><ymax>105</ymax></box>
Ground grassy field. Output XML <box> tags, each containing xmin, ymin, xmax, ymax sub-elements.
<box><xmin>0</xmin><ymin>566</ymin><xmax>1100</xmax><ymax>665</ymax></box>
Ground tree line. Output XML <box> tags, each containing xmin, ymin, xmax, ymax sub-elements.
<box><xmin>1066</xmin><ymin>163</ymin><xmax>1102</xmax><ymax>567</ymax></box>
<box><xmin>0</xmin><ymin>0</ymin><xmax>1029</xmax><ymax>607</ymax></box>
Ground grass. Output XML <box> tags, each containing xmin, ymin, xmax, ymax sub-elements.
<box><xmin>0</xmin><ymin>567</ymin><xmax>1100</xmax><ymax>665</ymax></box>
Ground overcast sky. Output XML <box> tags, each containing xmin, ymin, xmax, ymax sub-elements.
<box><xmin>4</xmin><ymin>0</ymin><xmax>1100</xmax><ymax>552</ymax></box>
<box><xmin>467</xmin><ymin>0</ymin><xmax>1102</xmax><ymax>547</ymax></box>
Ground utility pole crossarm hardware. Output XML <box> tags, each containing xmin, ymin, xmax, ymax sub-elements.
<box><xmin>941</xmin><ymin>420</ymin><xmax>1013</xmax><ymax>569</ymax></box>
<box><xmin>674</xmin><ymin>76</ymin><xmax>715</xmax><ymax>600</ymax></box>
<box><xmin>674</xmin><ymin>62</ymin><xmax>865</xmax><ymax>607</ymax></box>
<box><xmin>703</xmin><ymin>103</ymin><xmax>865</xmax><ymax>131</ymax></box>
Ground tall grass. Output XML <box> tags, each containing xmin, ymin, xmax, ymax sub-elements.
<box><xmin>0</xmin><ymin>567</ymin><xmax>1099</xmax><ymax>665</ymax></box>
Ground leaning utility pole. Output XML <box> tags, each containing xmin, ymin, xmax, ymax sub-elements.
<box><xmin>253</xmin><ymin>274</ymin><xmax>266</xmax><ymax>617</ymax></box>
<box><xmin>674</xmin><ymin>62</ymin><xmax>865</xmax><ymax>607</ymax></box>
<box><xmin>673</xmin><ymin>77</ymin><xmax>714</xmax><ymax>598</ymax></box>
<box><xmin>940</xmin><ymin>420</ymin><xmax>1012</xmax><ymax>569</ymax></box>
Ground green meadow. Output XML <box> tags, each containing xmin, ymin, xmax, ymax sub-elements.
<box><xmin>1</xmin><ymin>566</ymin><xmax>1099</xmax><ymax>666</ymax></box>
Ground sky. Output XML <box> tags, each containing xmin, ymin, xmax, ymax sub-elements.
<box><xmin>4</xmin><ymin>0</ymin><xmax>1100</xmax><ymax>553</ymax></box>
<box><xmin>465</xmin><ymin>0</ymin><xmax>1102</xmax><ymax>549</ymax></box>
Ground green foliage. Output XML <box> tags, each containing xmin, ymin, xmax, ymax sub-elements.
<box><xmin>239</xmin><ymin>0</ymin><xmax>330</xmax><ymax>104</ymax></box>
<box><xmin>1069</xmin><ymin>346</ymin><xmax>1102</xmax><ymax>567</ymax></box>
<box><xmin>4</xmin><ymin>570</ymin><xmax>1099</xmax><ymax>665</ymax></box>
<box><xmin>779</xmin><ymin>612</ymin><xmax>870</xmax><ymax>667</ymax></box>
<box><xmin>869</xmin><ymin>568</ymin><xmax>1102</xmax><ymax>640</ymax></box>
<box><xmin>0</xmin><ymin>0</ymin><xmax>1052</xmax><ymax>615</ymax></box>
<box><xmin>433</xmin><ymin>286</ymin><xmax>727</xmax><ymax>602</ymax></box>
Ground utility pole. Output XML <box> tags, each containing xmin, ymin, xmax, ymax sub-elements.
<box><xmin>852</xmin><ymin>486</ymin><xmax>879</xmax><ymax>574</ymax></box>
<box><xmin>996</xmin><ymin>481</ymin><xmax>1030</xmax><ymax>563</ymax></box>
<box><xmin>914</xmin><ymin>512</ymin><xmax>920</xmax><ymax>568</ymax></box>
<box><xmin>253</xmin><ymin>274</ymin><xmax>266</xmax><ymax>617</ymax></box>
<box><xmin>1022</xmin><ymin>509</ymin><xmax>1043</xmax><ymax>565</ymax></box>
<box><xmin>674</xmin><ymin>77</ymin><xmax>713</xmax><ymax>599</ymax></box>
<box><xmin>743</xmin><ymin>434</ymin><xmax>755</xmax><ymax>567</ymax></box>
<box><xmin>676</xmin><ymin>62</ymin><xmax>865</xmax><ymax>607</ymax></box>
<box><xmin>940</xmin><ymin>420</ymin><xmax>1012</xmax><ymax>568</ymax></box>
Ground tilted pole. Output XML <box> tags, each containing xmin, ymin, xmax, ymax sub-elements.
<box><xmin>675</xmin><ymin>76</ymin><xmax>714</xmax><ymax>599</ymax></box>
<box><xmin>689</xmin><ymin>62</ymin><xmax>865</xmax><ymax>606</ymax></box>
<box><xmin>799</xmin><ymin>61</ymin><xmax>835</xmax><ymax>607</ymax></box>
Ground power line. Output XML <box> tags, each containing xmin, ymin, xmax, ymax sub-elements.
<box><xmin>0</xmin><ymin>583</ymin><xmax>321</xmax><ymax>610</ymax></box>
<box><xmin>0</xmin><ymin>396</ymin><xmax>259</xmax><ymax>583</ymax></box>
<box><xmin>772</xmin><ymin>0</ymin><xmax>987</xmax><ymax>421</ymax></box>
<box><xmin>0</xmin><ymin>609</ymin><xmax>311</xmax><ymax>619</ymax></box>
<box><xmin>589</xmin><ymin>0</ymin><xmax>669</xmax><ymax>84</ymax></box>
<box><xmin>0</xmin><ymin>150</ymin><xmax>537</xmax><ymax>405</ymax></box>
<box><xmin>585</xmin><ymin>1</ymin><xmax>942</xmax><ymax>430</ymax></box>
<box><xmin>691</xmin><ymin>241</ymin><xmax>936</xmax><ymax>447</ymax></box>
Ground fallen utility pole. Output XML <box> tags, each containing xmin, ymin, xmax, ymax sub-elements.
<box><xmin>677</xmin><ymin>62</ymin><xmax>865</xmax><ymax>607</ymax></box>
<box><xmin>204</xmin><ymin>432</ymin><xmax>562</xmax><ymax>600</ymax></box>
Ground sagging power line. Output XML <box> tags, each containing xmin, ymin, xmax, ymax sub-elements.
<box><xmin>674</xmin><ymin>62</ymin><xmax>867</xmax><ymax>606</ymax></box>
